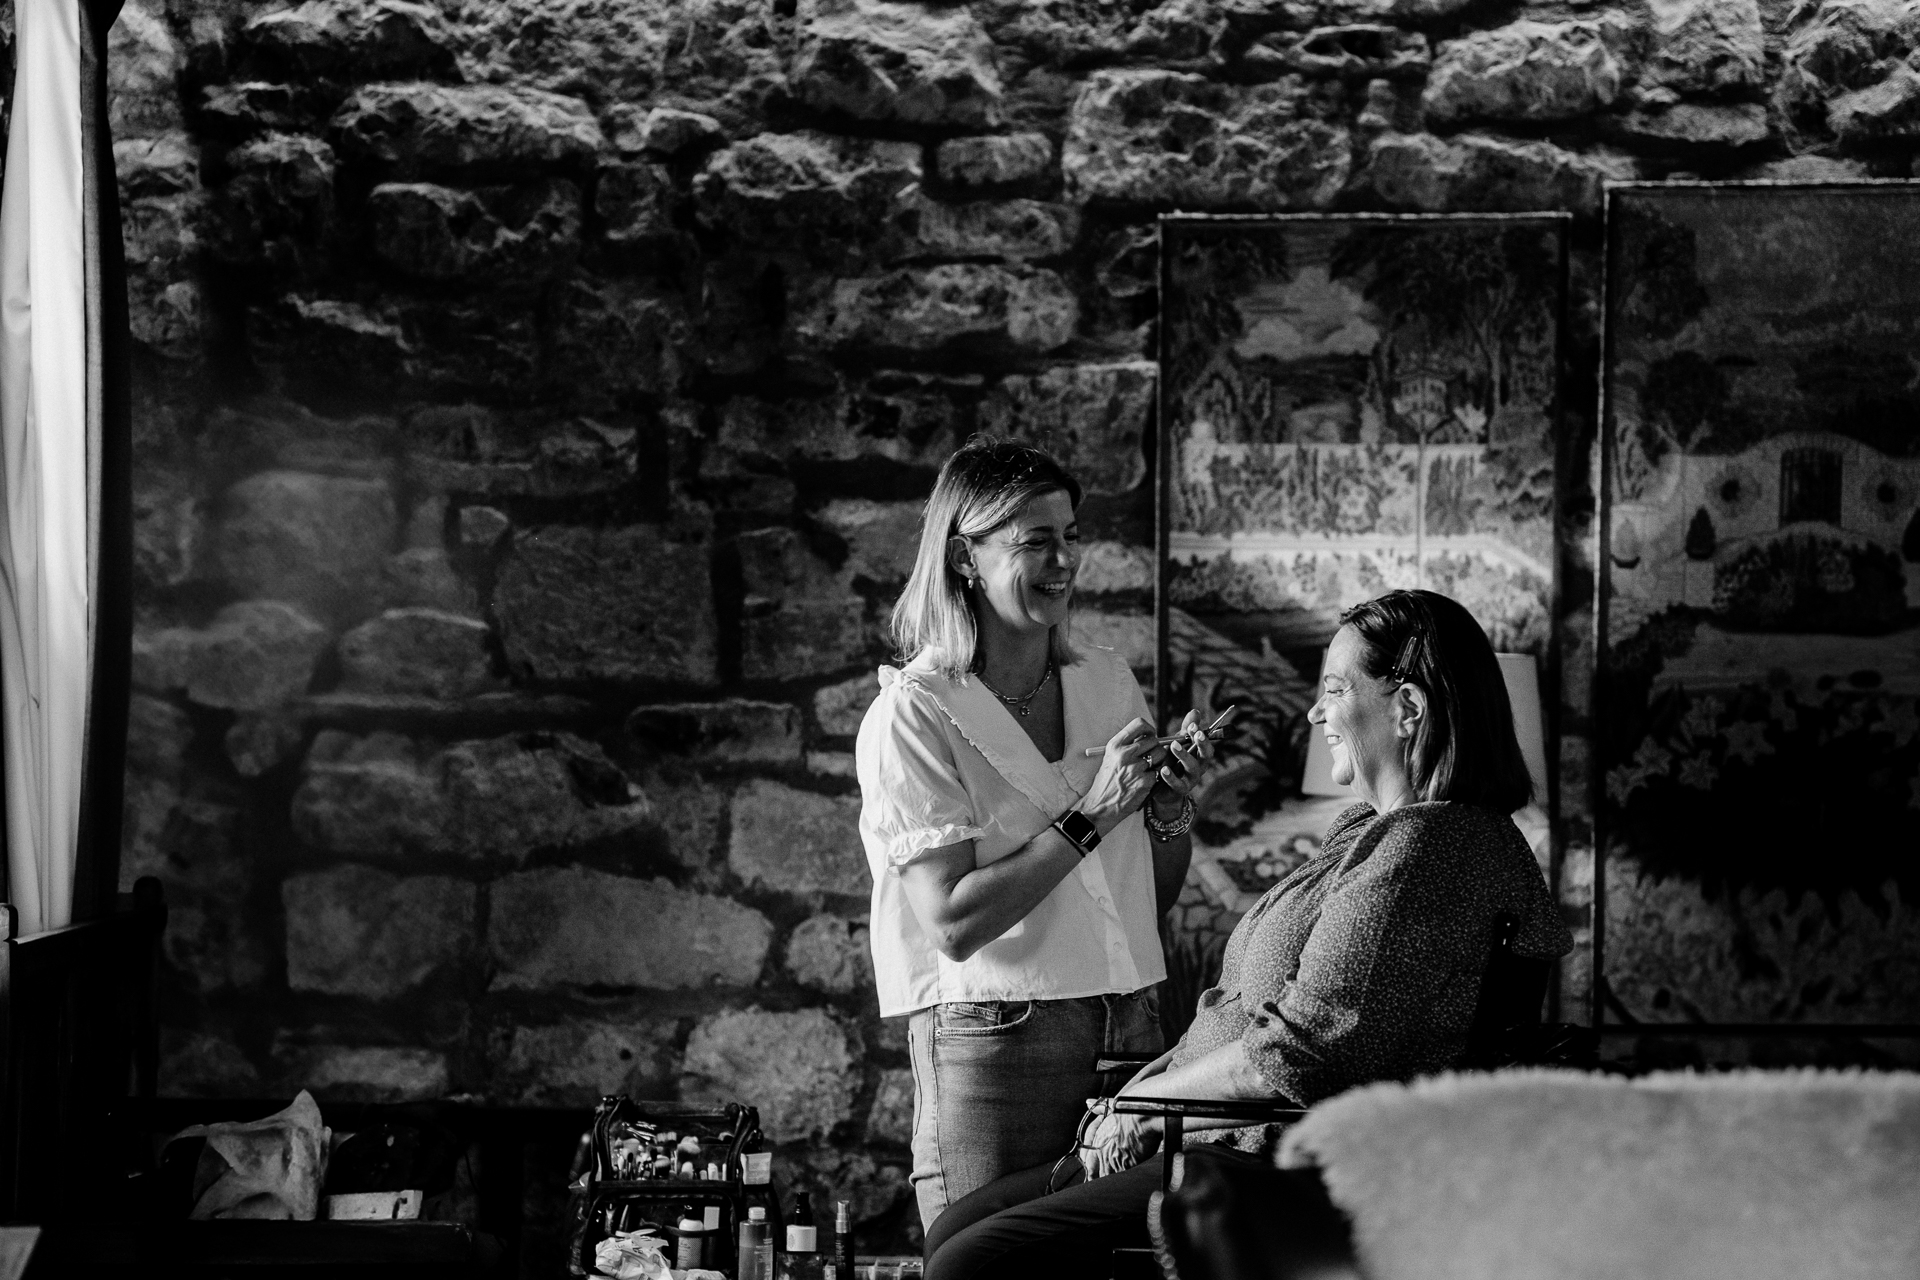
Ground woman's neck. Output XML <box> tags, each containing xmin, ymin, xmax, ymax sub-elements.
<box><xmin>1355</xmin><ymin>767</ymin><xmax>1416</xmax><ymax>815</ymax></box>
<box><xmin>976</xmin><ymin>620</ymin><xmax>1052</xmax><ymax>692</ymax></box>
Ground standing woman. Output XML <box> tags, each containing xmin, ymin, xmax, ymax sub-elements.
<box><xmin>856</xmin><ymin>437</ymin><xmax>1218</xmax><ymax>1231</ymax></box>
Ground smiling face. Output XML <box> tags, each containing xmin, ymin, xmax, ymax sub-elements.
<box><xmin>1309</xmin><ymin>625</ymin><xmax>1415</xmax><ymax>807</ymax></box>
<box><xmin>953</xmin><ymin>488</ymin><xmax>1079</xmax><ymax>639</ymax></box>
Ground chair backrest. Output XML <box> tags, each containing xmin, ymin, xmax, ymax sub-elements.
<box><xmin>1460</xmin><ymin>911</ymin><xmax>1551</xmax><ymax>1066</ymax></box>
<box><xmin>0</xmin><ymin>878</ymin><xmax>166</xmax><ymax>1222</ymax></box>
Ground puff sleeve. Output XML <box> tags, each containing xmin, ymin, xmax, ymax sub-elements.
<box><xmin>856</xmin><ymin>672</ymin><xmax>986</xmax><ymax>871</ymax></box>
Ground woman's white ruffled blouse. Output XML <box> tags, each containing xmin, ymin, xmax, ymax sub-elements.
<box><xmin>856</xmin><ymin>647</ymin><xmax>1168</xmax><ymax>1017</ymax></box>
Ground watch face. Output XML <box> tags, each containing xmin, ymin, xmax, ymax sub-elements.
<box><xmin>1057</xmin><ymin>810</ymin><xmax>1098</xmax><ymax>850</ymax></box>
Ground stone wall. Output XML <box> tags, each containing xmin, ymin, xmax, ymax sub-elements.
<box><xmin>55</xmin><ymin>0</ymin><xmax>1920</xmax><ymax>1266</ymax></box>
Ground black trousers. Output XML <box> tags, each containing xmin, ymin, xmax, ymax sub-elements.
<box><xmin>923</xmin><ymin>1146</ymin><xmax>1270</xmax><ymax>1280</ymax></box>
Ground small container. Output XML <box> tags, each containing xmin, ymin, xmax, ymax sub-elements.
<box><xmin>739</xmin><ymin>1207</ymin><xmax>772</xmax><ymax>1280</ymax></box>
<box><xmin>676</xmin><ymin>1214</ymin><xmax>706</xmax><ymax>1270</ymax></box>
<box><xmin>742</xmin><ymin>1151</ymin><xmax>772</xmax><ymax>1185</ymax></box>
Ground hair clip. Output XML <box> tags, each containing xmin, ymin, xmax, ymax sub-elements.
<box><xmin>1390</xmin><ymin>632</ymin><xmax>1422</xmax><ymax>684</ymax></box>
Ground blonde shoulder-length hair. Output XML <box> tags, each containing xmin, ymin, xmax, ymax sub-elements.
<box><xmin>891</xmin><ymin>437</ymin><xmax>1082</xmax><ymax>682</ymax></box>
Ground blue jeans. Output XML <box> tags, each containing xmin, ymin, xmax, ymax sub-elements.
<box><xmin>905</xmin><ymin>989</ymin><xmax>1163</xmax><ymax>1231</ymax></box>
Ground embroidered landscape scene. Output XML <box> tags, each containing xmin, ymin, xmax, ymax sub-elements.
<box><xmin>1601</xmin><ymin>186</ymin><xmax>1920</xmax><ymax>1028</ymax></box>
<box><xmin>1157</xmin><ymin>216</ymin><xmax>1567</xmax><ymax>914</ymax></box>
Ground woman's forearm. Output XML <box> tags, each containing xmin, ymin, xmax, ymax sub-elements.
<box><xmin>900</xmin><ymin>826</ymin><xmax>1087</xmax><ymax>962</ymax></box>
<box><xmin>1119</xmin><ymin>1040</ymin><xmax>1281</xmax><ymax>1132</ymax></box>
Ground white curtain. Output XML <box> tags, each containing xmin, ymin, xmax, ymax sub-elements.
<box><xmin>0</xmin><ymin>0</ymin><xmax>92</xmax><ymax>934</ymax></box>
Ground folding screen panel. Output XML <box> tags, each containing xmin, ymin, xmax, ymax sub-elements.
<box><xmin>1156</xmin><ymin>214</ymin><xmax>1569</xmax><ymax>915</ymax></box>
<box><xmin>1600</xmin><ymin>185</ymin><xmax>1920</xmax><ymax>1031</ymax></box>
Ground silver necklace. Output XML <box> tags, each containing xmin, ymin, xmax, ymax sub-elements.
<box><xmin>979</xmin><ymin>658</ymin><xmax>1054</xmax><ymax>717</ymax></box>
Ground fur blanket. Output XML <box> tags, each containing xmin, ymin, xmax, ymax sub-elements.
<box><xmin>1277</xmin><ymin>1068</ymin><xmax>1920</xmax><ymax>1280</ymax></box>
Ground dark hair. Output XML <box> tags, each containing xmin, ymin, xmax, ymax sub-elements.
<box><xmin>1336</xmin><ymin>589</ymin><xmax>1534</xmax><ymax>812</ymax></box>
<box><xmin>892</xmin><ymin>436</ymin><xmax>1083</xmax><ymax>679</ymax></box>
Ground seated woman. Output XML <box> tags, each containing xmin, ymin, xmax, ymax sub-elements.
<box><xmin>923</xmin><ymin>588</ymin><xmax>1574</xmax><ymax>1280</ymax></box>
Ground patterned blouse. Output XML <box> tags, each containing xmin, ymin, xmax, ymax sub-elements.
<box><xmin>1169</xmin><ymin>801</ymin><xmax>1572</xmax><ymax>1146</ymax></box>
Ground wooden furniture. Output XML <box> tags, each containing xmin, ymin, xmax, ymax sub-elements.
<box><xmin>0</xmin><ymin>876</ymin><xmax>165</xmax><ymax>1224</ymax></box>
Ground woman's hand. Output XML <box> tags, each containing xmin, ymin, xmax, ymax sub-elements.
<box><xmin>1079</xmin><ymin>1103</ymin><xmax>1159</xmax><ymax>1181</ymax></box>
<box><xmin>1148</xmin><ymin>710</ymin><xmax>1220</xmax><ymax>819</ymax></box>
<box><xmin>1078</xmin><ymin>717</ymin><xmax>1160</xmax><ymax>836</ymax></box>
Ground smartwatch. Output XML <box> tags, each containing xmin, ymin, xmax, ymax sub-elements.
<box><xmin>1052</xmin><ymin>809</ymin><xmax>1101</xmax><ymax>857</ymax></box>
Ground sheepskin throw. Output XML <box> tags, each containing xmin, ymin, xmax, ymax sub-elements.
<box><xmin>1277</xmin><ymin>1068</ymin><xmax>1920</xmax><ymax>1280</ymax></box>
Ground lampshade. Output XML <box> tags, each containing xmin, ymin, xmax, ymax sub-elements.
<box><xmin>1301</xmin><ymin>652</ymin><xmax>1549</xmax><ymax>812</ymax></box>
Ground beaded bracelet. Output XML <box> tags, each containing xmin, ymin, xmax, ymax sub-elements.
<box><xmin>1145</xmin><ymin>792</ymin><xmax>1195</xmax><ymax>842</ymax></box>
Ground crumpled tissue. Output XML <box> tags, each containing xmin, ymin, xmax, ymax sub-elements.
<box><xmin>594</xmin><ymin>1231</ymin><xmax>671</xmax><ymax>1280</ymax></box>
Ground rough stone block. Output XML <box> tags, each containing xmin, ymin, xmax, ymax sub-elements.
<box><xmin>1776</xmin><ymin>0</ymin><xmax>1920</xmax><ymax>122</ymax></box>
<box><xmin>680</xmin><ymin>1007</ymin><xmax>859</xmax><ymax>1141</ymax></box>
<box><xmin>544</xmin><ymin>275</ymin><xmax>689</xmax><ymax>407</ymax></box>
<box><xmin>239</xmin><ymin>0</ymin><xmax>455</xmax><ymax>81</ymax></box>
<box><xmin>368</xmin><ymin>179</ymin><xmax>581</xmax><ymax>283</ymax></box>
<box><xmin>595</xmin><ymin>161</ymin><xmax>681</xmax><ymax>252</ymax></box>
<box><xmin>1642</xmin><ymin>0</ymin><xmax>1765</xmax><ymax>95</ymax></box>
<box><xmin>409</xmin><ymin>405</ymin><xmax>643</xmax><ymax>499</ymax></box>
<box><xmin>488</xmin><ymin>1017</ymin><xmax>683</xmax><ymax>1106</ymax></box>
<box><xmin>198</xmin><ymin>82</ymin><xmax>324</xmax><ymax>138</ymax></box>
<box><xmin>1422</xmin><ymin>21</ymin><xmax>1625</xmax><ymax>125</ymax></box>
<box><xmin>1063</xmin><ymin>71</ymin><xmax>1350</xmax><ymax>209</ymax></box>
<box><xmin>185</xmin><ymin>600</ymin><xmax>331</xmax><ymax>710</ymax></box>
<box><xmin>164</xmin><ymin>900</ymin><xmax>271</xmax><ymax>992</ymax></box>
<box><xmin>116</xmin><ymin>133</ymin><xmax>200</xmax><ymax>200</ymax></box>
<box><xmin>639</xmin><ymin>772</ymin><xmax>727</xmax><ymax>870</ymax></box>
<box><xmin>283</xmin><ymin>864</ymin><xmax>476</xmax><ymax>997</ymax></box>
<box><xmin>390</xmin><ymin>294</ymin><xmax>544</xmax><ymax>400</ymax></box>
<box><xmin>887</xmin><ymin>197</ymin><xmax>1078</xmax><ymax>263</ymax></box>
<box><xmin>443</xmin><ymin>0</ymin><xmax>785</xmax><ymax>128</ymax></box>
<box><xmin>813</xmin><ymin>673</ymin><xmax>880</xmax><ymax>737</ymax></box>
<box><xmin>866</xmin><ymin>1067</ymin><xmax>914</xmax><ymax>1145</ymax></box>
<box><xmin>132</xmin><ymin>624</ymin><xmax>198</xmax><ymax>693</ymax></box>
<box><xmin>808</xmin><ymin>751</ymin><xmax>856</xmax><ymax>778</ymax></box>
<box><xmin>127</xmin><ymin>694</ymin><xmax>195</xmax><ymax>775</ymax></box>
<box><xmin>816</xmin><ymin>499</ymin><xmax>923</xmax><ymax>585</ymax></box>
<box><xmin>458</xmin><ymin>505</ymin><xmax>511</xmax><ymax>552</ymax></box>
<box><xmin>489</xmin><ymin>868</ymin><xmax>773</xmax><ymax>989</ymax></box>
<box><xmin>293</xmin><ymin>731</ymin><xmax>654</xmax><ymax>865</ymax></box>
<box><xmin>496</xmin><ymin>524</ymin><xmax>717</xmax><ymax>686</ymax></box>
<box><xmin>286</xmin><ymin>1045</ymin><xmax>452</xmax><ymax>1102</ymax></box>
<box><xmin>979</xmin><ymin>362</ymin><xmax>1154</xmax><ymax>495</ymax></box>
<box><xmin>785</xmin><ymin>913</ymin><xmax>873</xmax><ymax>994</ymax></box>
<box><xmin>935</xmin><ymin>132</ymin><xmax>1053</xmax><ymax>187</ymax></box>
<box><xmin>711</xmin><ymin>372</ymin><xmax>973</xmax><ymax>471</ymax></box>
<box><xmin>217</xmin><ymin>470</ymin><xmax>396</xmax><ymax>623</ymax></box>
<box><xmin>247</xmin><ymin>294</ymin><xmax>411</xmax><ymax>401</ymax></box>
<box><xmin>133</xmin><ymin>469</ymin><xmax>206</xmax><ymax>591</ymax></box>
<box><xmin>626</xmin><ymin>700</ymin><xmax>804</xmax><ymax>764</ymax></box>
<box><xmin>737</xmin><ymin>527</ymin><xmax>871</xmax><ymax>682</ymax></box>
<box><xmin>1829</xmin><ymin>63</ymin><xmax>1920</xmax><ymax>143</ymax></box>
<box><xmin>381</xmin><ymin>547</ymin><xmax>480</xmax><ymax>614</ymax></box>
<box><xmin>1247</xmin><ymin>24</ymin><xmax>1430</xmax><ymax>80</ymax></box>
<box><xmin>159</xmin><ymin>1030</ymin><xmax>265</xmax><ymax>1098</ymax></box>
<box><xmin>622</xmin><ymin>106</ymin><xmax>725</xmax><ymax>157</ymax></box>
<box><xmin>226</xmin><ymin>712</ymin><xmax>307</xmax><ymax>777</ymax></box>
<box><xmin>208</xmin><ymin>133</ymin><xmax>336</xmax><ymax>278</ymax></box>
<box><xmin>693</xmin><ymin>131</ymin><xmax>922</xmax><ymax>246</ymax></box>
<box><xmin>1363</xmin><ymin>131</ymin><xmax>1637</xmax><ymax>218</ymax></box>
<box><xmin>792</xmin><ymin>0</ymin><xmax>1003</xmax><ymax>128</ymax></box>
<box><xmin>123</xmin><ymin>194</ymin><xmax>208</xmax><ymax>359</ymax></box>
<box><xmin>729</xmin><ymin>779</ymin><xmax>867</xmax><ymax>897</ymax></box>
<box><xmin>1620</xmin><ymin>102</ymin><xmax>1771</xmax><ymax>149</ymax></box>
<box><xmin>109</xmin><ymin>0</ymin><xmax>186</xmax><ymax>139</ymax></box>
<box><xmin>330</xmin><ymin>82</ymin><xmax>605</xmax><ymax>180</ymax></box>
<box><xmin>338</xmin><ymin>607</ymin><xmax>499</xmax><ymax>699</ymax></box>
<box><xmin>792</xmin><ymin>264</ymin><xmax>1077</xmax><ymax>357</ymax></box>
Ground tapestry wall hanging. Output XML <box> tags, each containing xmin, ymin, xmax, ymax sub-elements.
<box><xmin>1600</xmin><ymin>184</ymin><xmax>1920</xmax><ymax>1029</ymax></box>
<box><xmin>1156</xmin><ymin>214</ymin><xmax>1569</xmax><ymax>915</ymax></box>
